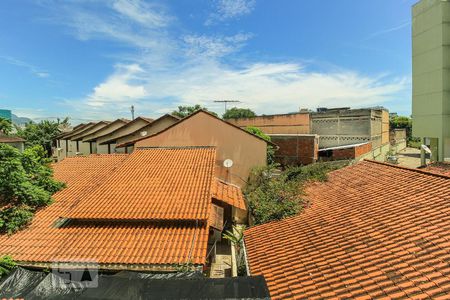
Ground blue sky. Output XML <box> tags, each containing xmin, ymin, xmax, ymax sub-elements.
<box><xmin>0</xmin><ymin>0</ymin><xmax>415</xmax><ymax>122</ymax></box>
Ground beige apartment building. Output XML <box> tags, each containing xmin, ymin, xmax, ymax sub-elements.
<box><xmin>412</xmin><ymin>0</ymin><xmax>450</xmax><ymax>162</ymax></box>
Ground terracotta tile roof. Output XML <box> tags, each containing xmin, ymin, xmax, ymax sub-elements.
<box><xmin>422</xmin><ymin>162</ymin><xmax>450</xmax><ymax>176</ymax></box>
<box><xmin>244</xmin><ymin>160</ymin><xmax>450</xmax><ymax>300</ymax></box>
<box><xmin>0</xmin><ymin>153</ymin><xmax>209</xmax><ymax>267</ymax></box>
<box><xmin>65</xmin><ymin>147</ymin><xmax>216</xmax><ymax>221</ymax></box>
<box><xmin>212</xmin><ymin>179</ymin><xmax>247</xmax><ymax>210</ymax></box>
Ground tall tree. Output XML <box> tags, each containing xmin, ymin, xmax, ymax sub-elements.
<box><xmin>0</xmin><ymin>144</ymin><xmax>64</xmax><ymax>233</ymax></box>
<box><xmin>223</xmin><ymin>107</ymin><xmax>256</xmax><ymax>119</ymax></box>
<box><xmin>172</xmin><ymin>105</ymin><xmax>217</xmax><ymax>118</ymax></box>
<box><xmin>17</xmin><ymin>118</ymin><xmax>69</xmax><ymax>157</ymax></box>
<box><xmin>0</xmin><ymin>118</ymin><xmax>12</xmax><ymax>135</ymax></box>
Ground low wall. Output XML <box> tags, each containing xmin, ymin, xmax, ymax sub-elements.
<box><xmin>227</xmin><ymin>113</ymin><xmax>310</xmax><ymax>134</ymax></box>
<box><xmin>270</xmin><ymin>134</ymin><xmax>318</xmax><ymax>166</ymax></box>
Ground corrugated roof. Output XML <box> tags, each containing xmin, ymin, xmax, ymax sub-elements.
<box><xmin>244</xmin><ymin>160</ymin><xmax>450</xmax><ymax>299</ymax></box>
<box><xmin>0</xmin><ymin>153</ymin><xmax>209</xmax><ymax>267</ymax></box>
<box><xmin>65</xmin><ymin>147</ymin><xmax>216</xmax><ymax>221</ymax></box>
<box><xmin>212</xmin><ymin>179</ymin><xmax>247</xmax><ymax>210</ymax></box>
<box><xmin>105</xmin><ymin>114</ymin><xmax>179</xmax><ymax>146</ymax></box>
<box><xmin>57</xmin><ymin>122</ymin><xmax>99</xmax><ymax>140</ymax></box>
<box><xmin>82</xmin><ymin>119</ymin><xmax>130</xmax><ymax>142</ymax></box>
<box><xmin>97</xmin><ymin>116</ymin><xmax>155</xmax><ymax>145</ymax></box>
<box><xmin>70</xmin><ymin>121</ymin><xmax>111</xmax><ymax>141</ymax></box>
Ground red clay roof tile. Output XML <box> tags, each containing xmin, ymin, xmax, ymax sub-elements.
<box><xmin>65</xmin><ymin>147</ymin><xmax>216</xmax><ymax>221</ymax></box>
<box><xmin>212</xmin><ymin>178</ymin><xmax>247</xmax><ymax>210</ymax></box>
<box><xmin>244</xmin><ymin>160</ymin><xmax>450</xmax><ymax>299</ymax></box>
<box><xmin>0</xmin><ymin>150</ymin><xmax>214</xmax><ymax>268</ymax></box>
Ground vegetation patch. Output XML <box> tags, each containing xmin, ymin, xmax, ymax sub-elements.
<box><xmin>245</xmin><ymin>161</ymin><xmax>349</xmax><ymax>225</ymax></box>
<box><xmin>0</xmin><ymin>255</ymin><xmax>16</xmax><ymax>279</ymax></box>
<box><xmin>0</xmin><ymin>144</ymin><xmax>64</xmax><ymax>234</ymax></box>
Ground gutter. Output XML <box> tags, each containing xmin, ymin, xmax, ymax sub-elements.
<box><xmin>16</xmin><ymin>261</ymin><xmax>202</xmax><ymax>272</ymax></box>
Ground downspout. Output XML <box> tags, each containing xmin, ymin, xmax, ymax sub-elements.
<box><xmin>186</xmin><ymin>220</ymin><xmax>199</xmax><ymax>270</ymax></box>
<box><xmin>242</xmin><ymin>238</ymin><xmax>251</xmax><ymax>276</ymax></box>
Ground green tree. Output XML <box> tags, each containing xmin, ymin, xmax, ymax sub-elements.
<box><xmin>245</xmin><ymin>161</ymin><xmax>348</xmax><ymax>225</ymax></box>
<box><xmin>172</xmin><ymin>104</ymin><xmax>218</xmax><ymax>118</ymax></box>
<box><xmin>0</xmin><ymin>117</ymin><xmax>12</xmax><ymax>135</ymax></box>
<box><xmin>17</xmin><ymin>118</ymin><xmax>69</xmax><ymax>157</ymax></box>
<box><xmin>389</xmin><ymin>115</ymin><xmax>421</xmax><ymax>147</ymax></box>
<box><xmin>223</xmin><ymin>107</ymin><xmax>256</xmax><ymax>119</ymax></box>
<box><xmin>245</xmin><ymin>126</ymin><xmax>275</xmax><ymax>164</ymax></box>
<box><xmin>0</xmin><ymin>144</ymin><xmax>64</xmax><ymax>234</ymax></box>
<box><xmin>390</xmin><ymin>115</ymin><xmax>412</xmax><ymax>136</ymax></box>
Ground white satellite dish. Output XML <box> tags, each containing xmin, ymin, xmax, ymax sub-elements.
<box><xmin>421</xmin><ymin>144</ymin><xmax>432</xmax><ymax>155</ymax></box>
<box><xmin>223</xmin><ymin>159</ymin><xmax>233</xmax><ymax>168</ymax></box>
<box><xmin>140</xmin><ymin>131</ymin><xmax>147</xmax><ymax>137</ymax></box>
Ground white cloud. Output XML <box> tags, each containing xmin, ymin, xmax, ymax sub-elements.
<box><xmin>112</xmin><ymin>0</ymin><xmax>170</xmax><ymax>27</ymax></box>
<box><xmin>41</xmin><ymin>0</ymin><xmax>409</xmax><ymax>119</ymax></box>
<box><xmin>364</xmin><ymin>20</ymin><xmax>410</xmax><ymax>41</ymax></box>
<box><xmin>206</xmin><ymin>0</ymin><xmax>256</xmax><ymax>25</ymax></box>
<box><xmin>0</xmin><ymin>55</ymin><xmax>50</xmax><ymax>78</ymax></box>
<box><xmin>86</xmin><ymin>63</ymin><xmax>147</xmax><ymax>108</ymax></box>
<box><xmin>140</xmin><ymin>61</ymin><xmax>408</xmax><ymax>115</ymax></box>
<box><xmin>183</xmin><ymin>33</ymin><xmax>252</xmax><ymax>58</ymax></box>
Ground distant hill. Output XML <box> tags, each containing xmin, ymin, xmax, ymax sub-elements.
<box><xmin>12</xmin><ymin>114</ymin><xmax>32</xmax><ymax>126</ymax></box>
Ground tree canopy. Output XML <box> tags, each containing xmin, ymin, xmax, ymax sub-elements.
<box><xmin>17</xmin><ymin>118</ymin><xmax>69</xmax><ymax>157</ymax></box>
<box><xmin>245</xmin><ymin>161</ymin><xmax>348</xmax><ymax>225</ymax></box>
<box><xmin>0</xmin><ymin>118</ymin><xmax>12</xmax><ymax>135</ymax></box>
<box><xmin>0</xmin><ymin>144</ymin><xmax>64</xmax><ymax>234</ymax></box>
<box><xmin>390</xmin><ymin>115</ymin><xmax>412</xmax><ymax>133</ymax></box>
<box><xmin>389</xmin><ymin>115</ymin><xmax>418</xmax><ymax>146</ymax></box>
<box><xmin>171</xmin><ymin>105</ymin><xmax>217</xmax><ymax>118</ymax></box>
<box><xmin>223</xmin><ymin>107</ymin><xmax>256</xmax><ymax>119</ymax></box>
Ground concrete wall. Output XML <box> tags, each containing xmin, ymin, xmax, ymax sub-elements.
<box><xmin>269</xmin><ymin>134</ymin><xmax>318</xmax><ymax>165</ymax></box>
<box><xmin>3</xmin><ymin>141</ymin><xmax>24</xmax><ymax>152</ymax></box>
<box><xmin>412</xmin><ymin>0</ymin><xmax>450</xmax><ymax>161</ymax></box>
<box><xmin>319</xmin><ymin>143</ymin><xmax>372</xmax><ymax>161</ymax></box>
<box><xmin>226</xmin><ymin>113</ymin><xmax>310</xmax><ymax>134</ymax></box>
<box><xmin>135</xmin><ymin>112</ymin><xmax>267</xmax><ymax>187</ymax></box>
<box><xmin>311</xmin><ymin>108</ymin><xmax>386</xmax><ymax>149</ymax></box>
<box><xmin>390</xmin><ymin>129</ymin><xmax>407</xmax><ymax>153</ymax></box>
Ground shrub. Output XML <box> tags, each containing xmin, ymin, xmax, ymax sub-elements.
<box><xmin>245</xmin><ymin>161</ymin><xmax>349</xmax><ymax>225</ymax></box>
<box><xmin>0</xmin><ymin>255</ymin><xmax>16</xmax><ymax>278</ymax></box>
<box><xmin>0</xmin><ymin>144</ymin><xmax>64</xmax><ymax>233</ymax></box>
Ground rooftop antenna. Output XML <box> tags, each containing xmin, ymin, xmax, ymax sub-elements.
<box><xmin>214</xmin><ymin>100</ymin><xmax>240</xmax><ymax>115</ymax></box>
<box><xmin>131</xmin><ymin>105</ymin><xmax>135</xmax><ymax>120</ymax></box>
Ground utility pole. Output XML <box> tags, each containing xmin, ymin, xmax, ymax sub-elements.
<box><xmin>214</xmin><ymin>100</ymin><xmax>240</xmax><ymax>115</ymax></box>
<box><xmin>131</xmin><ymin>105</ymin><xmax>135</xmax><ymax>120</ymax></box>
